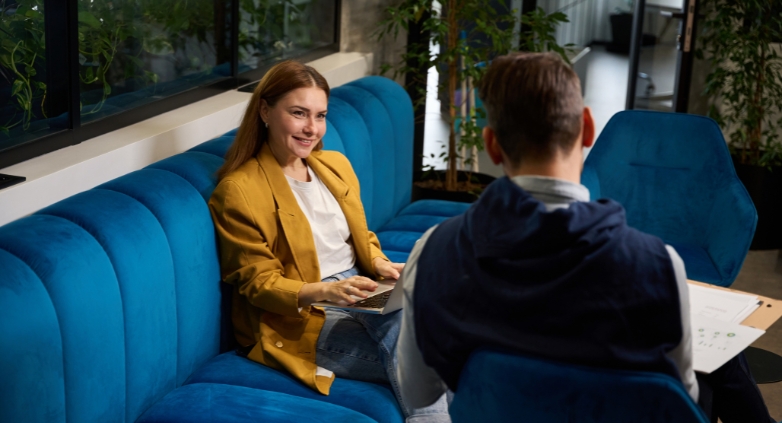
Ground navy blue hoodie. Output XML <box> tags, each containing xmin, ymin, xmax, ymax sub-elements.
<box><xmin>414</xmin><ymin>177</ymin><xmax>682</xmax><ymax>390</ymax></box>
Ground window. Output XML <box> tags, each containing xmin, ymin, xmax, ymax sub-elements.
<box><xmin>0</xmin><ymin>0</ymin><xmax>339</xmax><ymax>169</ymax></box>
<box><xmin>239</xmin><ymin>0</ymin><xmax>337</xmax><ymax>71</ymax></box>
<box><xmin>76</xmin><ymin>0</ymin><xmax>231</xmax><ymax>124</ymax></box>
<box><xmin>1</xmin><ymin>1</ymin><xmax>61</xmax><ymax>150</ymax></box>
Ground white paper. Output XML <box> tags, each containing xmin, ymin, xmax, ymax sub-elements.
<box><xmin>691</xmin><ymin>314</ymin><xmax>765</xmax><ymax>373</ymax></box>
<box><xmin>688</xmin><ymin>284</ymin><xmax>760</xmax><ymax>323</ymax></box>
<box><xmin>732</xmin><ymin>303</ymin><xmax>761</xmax><ymax>325</ymax></box>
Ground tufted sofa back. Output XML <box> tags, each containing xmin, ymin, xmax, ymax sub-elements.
<box><xmin>0</xmin><ymin>76</ymin><xmax>414</xmax><ymax>423</ymax></box>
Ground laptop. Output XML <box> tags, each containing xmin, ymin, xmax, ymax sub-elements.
<box><xmin>312</xmin><ymin>274</ymin><xmax>404</xmax><ymax>314</ymax></box>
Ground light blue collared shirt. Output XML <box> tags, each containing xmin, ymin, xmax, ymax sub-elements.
<box><xmin>510</xmin><ymin>175</ymin><xmax>590</xmax><ymax>211</ymax></box>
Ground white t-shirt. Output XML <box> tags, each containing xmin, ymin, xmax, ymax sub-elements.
<box><xmin>285</xmin><ymin>165</ymin><xmax>356</xmax><ymax>280</ymax></box>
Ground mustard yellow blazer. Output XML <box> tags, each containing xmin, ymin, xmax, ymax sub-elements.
<box><xmin>208</xmin><ymin>142</ymin><xmax>388</xmax><ymax>395</ymax></box>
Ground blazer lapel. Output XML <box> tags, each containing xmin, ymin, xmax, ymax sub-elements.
<box><xmin>256</xmin><ymin>144</ymin><xmax>321</xmax><ymax>283</ymax></box>
<box><xmin>308</xmin><ymin>153</ymin><xmax>373</xmax><ymax>273</ymax></box>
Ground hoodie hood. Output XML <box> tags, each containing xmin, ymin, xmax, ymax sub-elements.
<box><xmin>464</xmin><ymin>177</ymin><xmax>628</xmax><ymax>280</ymax></box>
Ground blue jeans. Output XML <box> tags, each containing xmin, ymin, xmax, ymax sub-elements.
<box><xmin>319</xmin><ymin>267</ymin><xmax>450</xmax><ymax>422</ymax></box>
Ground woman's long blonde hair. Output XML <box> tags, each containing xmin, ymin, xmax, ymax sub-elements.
<box><xmin>217</xmin><ymin>60</ymin><xmax>330</xmax><ymax>180</ymax></box>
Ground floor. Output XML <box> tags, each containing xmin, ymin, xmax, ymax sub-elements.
<box><xmin>732</xmin><ymin>250</ymin><xmax>782</xmax><ymax>421</ymax></box>
<box><xmin>420</xmin><ymin>44</ymin><xmax>782</xmax><ymax>420</ymax></box>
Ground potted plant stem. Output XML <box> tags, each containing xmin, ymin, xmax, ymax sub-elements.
<box><xmin>377</xmin><ymin>0</ymin><xmax>569</xmax><ymax>202</ymax></box>
<box><xmin>698</xmin><ymin>0</ymin><xmax>782</xmax><ymax>249</ymax></box>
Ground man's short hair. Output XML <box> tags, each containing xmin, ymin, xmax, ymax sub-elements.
<box><xmin>479</xmin><ymin>52</ymin><xmax>583</xmax><ymax>166</ymax></box>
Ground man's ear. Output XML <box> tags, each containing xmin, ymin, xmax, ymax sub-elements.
<box><xmin>483</xmin><ymin>126</ymin><xmax>503</xmax><ymax>165</ymax></box>
<box><xmin>582</xmin><ymin>107</ymin><xmax>595</xmax><ymax>148</ymax></box>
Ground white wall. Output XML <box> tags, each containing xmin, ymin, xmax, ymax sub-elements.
<box><xmin>0</xmin><ymin>52</ymin><xmax>374</xmax><ymax>227</ymax></box>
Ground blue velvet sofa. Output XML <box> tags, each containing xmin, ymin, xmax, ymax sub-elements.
<box><xmin>0</xmin><ymin>76</ymin><xmax>469</xmax><ymax>423</ymax></box>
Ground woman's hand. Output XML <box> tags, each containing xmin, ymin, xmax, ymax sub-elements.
<box><xmin>298</xmin><ymin>276</ymin><xmax>378</xmax><ymax>306</ymax></box>
<box><xmin>373</xmin><ymin>257</ymin><xmax>405</xmax><ymax>280</ymax></box>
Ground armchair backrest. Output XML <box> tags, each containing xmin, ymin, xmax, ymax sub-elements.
<box><xmin>582</xmin><ymin>110</ymin><xmax>756</xmax><ymax>286</ymax></box>
<box><xmin>450</xmin><ymin>350</ymin><xmax>709</xmax><ymax>423</ymax></box>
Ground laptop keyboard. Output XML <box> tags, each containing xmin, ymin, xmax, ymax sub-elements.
<box><xmin>350</xmin><ymin>291</ymin><xmax>392</xmax><ymax>308</ymax></box>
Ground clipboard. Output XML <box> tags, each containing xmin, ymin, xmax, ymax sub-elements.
<box><xmin>688</xmin><ymin>280</ymin><xmax>782</xmax><ymax>331</ymax></box>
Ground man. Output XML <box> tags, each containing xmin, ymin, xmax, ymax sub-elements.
<box><xmin>396</xmin><ymin>52</ymin><xmax>774</xmax><ymax>422</ymax></box>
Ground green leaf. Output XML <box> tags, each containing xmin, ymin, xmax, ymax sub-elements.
<box><xmin>11</xmin><ymin>80</ymin><xmax>24</xmax><ymax>97</ymax></box>
<box><xmin>103</xmin><ymin>82</ymin><xmax>111</xmax><ymax>96</ymax></box>
<box><xmin>78</xmin><ymin>12</ymin><xmax>102</xmax><ymax>29</ymax></box>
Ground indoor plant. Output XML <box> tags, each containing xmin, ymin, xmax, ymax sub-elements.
<box><xmin>1</xmin><ymin>0</ymin><xmax>221</xmax><ymax>137</ymax></box>
<box><xmin>698</xmin><ymin>0</ymin><xmax>782</xmax><ymax>249</ymax></box>
<box><xmin>377</xmin><ymin>0</ymin><xmax>569</xmax><ymax>201</ymax></box>
<box><xmin>1</xmin><ymin>0</ymin><xmax>46</xmax><ymax>134</ymax></box>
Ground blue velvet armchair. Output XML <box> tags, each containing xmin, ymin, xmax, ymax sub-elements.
<box><xmin>449</xmin><ymin>350</ymin><xmax>709</xmax><ymax>423</ymax></box>
<box><xmin>582</xmin><ymin>110</ymin><xmax>757</xmax><ymax>287</ymax></box>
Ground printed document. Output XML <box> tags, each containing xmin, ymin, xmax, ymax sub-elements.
<box><xmin>691</xmin><ymin>314</ymin><xmax>765</xmax><ymax>373</ymax></box>
<box><xmin>689</xmin><ymin>284</ymin><xmax>760</xmax><ymax>323</ymax></box>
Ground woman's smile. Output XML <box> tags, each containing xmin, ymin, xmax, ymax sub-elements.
<box><xmin>261</xmin><ymin>86</ymin><xmax>328</xmax><ymax>169</ymax></box>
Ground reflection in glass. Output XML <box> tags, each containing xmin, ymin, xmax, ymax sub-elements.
<box><xmin>1</xmin><ymin>0</ymin><xmax>60</xmax><ymax>152</ymax></box>
<box><xmin>77</xmin><ymin>0</ymin><xmax>231</xmax><ymax>123</ymax></box>
<box><xmin>239</xmin><ymin>0</ymin><xmax>335</xmax><ymax>71</ymax></box>
<box><xmin>632</xmin><ymin>0</ymin><xmax>682</xmax><ymax>112</ymax></box>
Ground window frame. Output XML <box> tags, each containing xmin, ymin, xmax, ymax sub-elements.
<box><xmin>0</xmin><ymin>0</ymin><xmax>341</xmax><ymax>169</ymax></box>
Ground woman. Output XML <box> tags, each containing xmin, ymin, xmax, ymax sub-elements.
<box><xmin>208</xmin><ymin>60</ymin><xmax>449</xmax><ymax>422</ymax></box>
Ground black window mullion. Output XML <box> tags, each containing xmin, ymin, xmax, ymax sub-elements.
<box><xmin>44</xmin><ymin>0</ymin><xmax>80</xmax><ymax>130</ymax></box>
<box><xmin>43</xmin><ymin>0</ymin><xmax>70</xmax><ymax>130</ymax></box>
<box><xmin>67</xmin><ymin>0</ymin><xmax>80</xmax><ymax>130</ymax></box>
<box><xmin>231</xmin><ymin>0</ymin><xmax>239</xmax><ymax>79</ymax></box>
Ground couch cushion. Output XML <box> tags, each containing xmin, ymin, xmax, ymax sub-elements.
<box><xmin>188</xmin><ymin>136</ymin><xmax>234</xmax><ymax>159</ymax></box>
<box><xmin>0</xmin><ymin>249</ymin><xmax>66</xmax><ymax>422</ymax></box>
<box><xmin>383</xmin><ymin>250</ymin><xmax>413</xmax><ymax>264</ymax></box>
<box><xmin>397</xmin><ymin>200</ymin><xmax>471</xmax><ymax>218</ymax></box>
<box><xmin>378</xmin><ymin>214</ymin><xmax>449</xmax><ymax>233</ymax></box>
<box><xmin>137</xmin><ymin>383</ymin><xmax>377</xmax><ymax>423</ymax></box>
<box><xmin>39</xmin><ymin>189</ymin><xmax>180</xmax><ymax>422</ymax></box>
<box><xmin>376</xmin><ymin>231</ymin><xmax>426</xmax><ymax>254</ymax></box>
<box><xmin>331</xmin><ymin>86</ymin><xmax>395</xmax><ymax>230</ymax></box>
<box><xmin>324</xmin><ymin>95</ymin><xmax>375</xmax><ymax>225</ymax></box>
<box><xmin>346</xmin><ymin>77</ymin><xmax>414</xmax><ymax>220</ymax></box>
<box><xmin>147</xmin><ymin>151</ymin><xmax>223</xmax><ymax>201</ymax></box>
<box><xmin>0</xmin><ymin>215</ymin><xmax>126</xmax><ymax>422</ymax></box>
<box><xmin>185</xmin><ymin>351</ymin><xmax>403</xmax><ymax>423</ymax></box>
<box><xmin>100</xmin><ymin>168</ymin><xmax>224</xmax><ymax>385</ymax></box>
<box><xmin>376</xmin><ymin>201</ymin><xmax>471</xmax><ymax>263</ymax></box>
